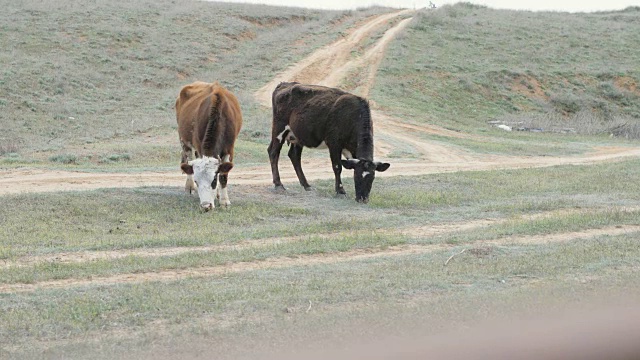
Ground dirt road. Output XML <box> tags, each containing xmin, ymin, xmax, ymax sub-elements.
<box><xmin>1</xmin><ymin>9</ymin><xmax>639</xmax><ymax>196</ymax></box>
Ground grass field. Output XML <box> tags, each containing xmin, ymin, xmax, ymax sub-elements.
<box><xmin>2</xmin><ymin>158</ymin><xmax>640</xmax><ymax>357</ymax></box>
<box><xmin>373</xmin><ymin>4</ymin><xmax>640</xmax><ymax>136</ymax></box>
<box><xmin>1</xmin><ymin>1</ymin><xmax>640</xmax><ymax>359</ymax></box>
<box><xmin>0</xmin><ymin>0</ymin><xmax>389</xmax><ymax>162</ymax></box>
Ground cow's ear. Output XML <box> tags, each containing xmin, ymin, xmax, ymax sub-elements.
<box><xmin>218</xmin><ymin>162</ymin><xmax>234</xmax><ymax>174</ymax></box>
<box><xmin>341</xmin><ymin>159</ymin><xmax>359</xmax><ymax>170</ymax></box>
<box><xmin>375</xmin><ymin>162</ymin><xmax>390</xmax><ymax>172</ymax></box>
<box><xmin>181</xmin><ymin>163</ymin><xmax>194</xmax><ymax>175</ymax></box>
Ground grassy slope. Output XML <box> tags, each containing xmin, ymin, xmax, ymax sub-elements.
<box><xmin>0</xmin><ymin>0</ymin><xmax>389</xmax><ymax>164</ymax></box>
<box><xmin>373</xmin><ymin>4</ymin><xmax>640</xmax><ymax>141</ymax></box>
<box><xmin>3</xmin><ymin>3</ymin><xmax>639</xmax><ymax>168</ymax></box>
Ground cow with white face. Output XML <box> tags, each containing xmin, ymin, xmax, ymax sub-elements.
<box><xmin>180</xmin><ymin>156</ymin><xmax>234</xmax><ymax>211</ymax></box>
<box><xmin>176</xmin><ymin>81</ymin><xmax>242</xmax><ymax>212</ymax></box>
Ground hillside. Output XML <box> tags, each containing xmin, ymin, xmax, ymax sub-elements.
<box><xmin>0</xmin><ymin>0</ymin><xmax>390</xmax><ymax>154</ymax></box>
<box><xmin>1</xmin><ymin>2</ymin><xmax>639</xmax><ymax>165</ymax></box>
<box><xmin>373</xmin><ymin>4</ymin><xmax>640</xmax><ymax>137</ymax></box>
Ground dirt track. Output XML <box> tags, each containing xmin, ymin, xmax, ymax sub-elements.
<box><xmin>3</xmin><ymin>223</ymin><xmax>638</xmax><ymax>293</ymax></box>
<box><xmin>1</xmin><ymin>10</ymin><xmax>639</xmax><ymax>196</ymax></box>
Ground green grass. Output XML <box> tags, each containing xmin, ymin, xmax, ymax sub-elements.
<box><xmin>1</xmin><ymin>159</ymin><xmax>639</xmax><ymax>275</ymax></box>
<box><xmin>2</xmin><ymin>233</ymin><xmax>638</xmax><ymax>359</ymax></box>
<box><xmin>2</xmin><ymin>1</ymin><xmax>640</xmax><ymax>358</ymax></box>
<box><xmin>367</xmin><ymin>158</ymin><xmax>640</xmax><ymax>211</ymax></box>
<box><xmin>0</xmin><ymin>0</ymin><xmax>391</xmax><ymax>155</ymax></box>
<box><xmin>372</xmin><ymin>4</ymin><xmax>640</xmax><ymax>142</ymax></box>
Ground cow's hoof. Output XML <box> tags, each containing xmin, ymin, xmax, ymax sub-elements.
<box><xmin>274</xmin><ymin>185</ymin><xmax>287</xmax><ymax>193</ymax></box>
<box><xmin>221</xmin><ymin>200</ymin><xmax>231</xmax><ymax>207</ymax></box>
<box><xmin>335</xmin><ymin>193</ymin><xmax>348</xmax><ymax>199</ymax></box>
<box><xmin>304</xmin><ymin>186</ymin><xmax>313</xmax><ymax>192</ymax></box>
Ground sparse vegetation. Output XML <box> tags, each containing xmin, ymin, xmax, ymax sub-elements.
<box><xmin>2</xmin><ymin>1</ymin><xmax>640</xmax><ymax>359</ymax></box>
<box><xmin>98</xmin><ymin>153</ymin><xmax>131</xmax><ymax>163</ymax></box>
<box><xmin>0</xmin><ymin>0</ymin><xmax>390</xmax><ymax>157</ymax></box>
<box><xmin>496</xmin><ymin>110</ymin><xmax>640</xmax><ymax>138</ymax></box>
<box><xmin>373</xmin><ymin>4</ymin><xmax>640</xmax><ymax>140</ymax></box>
<box><xmin>1</xmin><ymin>159</ymin><xmax>640</xmax><ymax>357</ymax></box>
<box><xmin>0</xmin><ymin>139</ymin><xmax>20</xmax><ymax>156</ymax></box>
<box><xmin>48</xmin><ymin>153</ymin><xmax>79</xmax><ymax>165</ymax></box>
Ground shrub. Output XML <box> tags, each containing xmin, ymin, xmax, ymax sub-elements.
<box><xmin>550</xmin><ymin>93</ymin><xmax>583</xmax><ymax>114</ymax></box>
<box><xmin>49</xmin><ymin>154</ymin><xmax>78</xmax><ymax>164</ymax></box>
<box><xmin>498</xmin><ymin>110</ymin><xmax>640</xmax><ymax>139</ymax></box>
<box><xmin>0</xmin><ymin>140</ymin><xmax>20</xmax><ymax>155</ymax></box>
<box><xmin>99</xmin><ymin>153</ymin><xmax>131</xmax><ymax>163</ymax></box>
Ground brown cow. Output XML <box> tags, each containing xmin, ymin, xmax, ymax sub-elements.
<box><xmin>176</xmin><ymin>81</ymin><xmax>242</xmax><ymax>211</ymax></box>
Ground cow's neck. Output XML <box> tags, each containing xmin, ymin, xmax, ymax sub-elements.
<box><xmin>356</xmin><ymin>98</ymin><xmax>374</xmax><ymax>161</ymax></box>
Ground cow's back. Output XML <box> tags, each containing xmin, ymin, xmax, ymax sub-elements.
<box><xmin>273</xmin><ymin>83</ymin><xmax>356</xmax><ymax>147</ymax></box>
<box><xmin>176</xmin><ymin>82</ymin><xmax>242</xmax><ymax>158</ymax></box>
<box><xmin>176</xmin><ymin>82</ymin><xmax>214</xmax><ymax>150</ymax></box>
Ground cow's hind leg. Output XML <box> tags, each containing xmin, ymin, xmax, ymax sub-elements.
<box><xmin>329</xmin><ymin>147</ymin><xmax>347</xmax><ymax>197</ymax></box>
<box><xmin>288</xmin><ymin>144</ymin><xmax>312</xmax><ymax>190</ymax></box>
<box><xmin>180</xmin><ymin>141</ymin><xmax>196</xmax><ymax>194</ymax></box>
<box><xmin>267</xmin><ymin>124</ymin><xmax>289</xmax><ymax>190</ymax></box>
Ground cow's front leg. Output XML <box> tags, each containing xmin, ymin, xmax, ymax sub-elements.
<box><xmin>268</xmin><ymin>123</ymin><xmax>288</xmax><ymax>191</ymax></box>
<box><xmin>329</xmin><ymin>148</ymin><xmax>346</xmax><ymax>196</ymax></box>
<box><xmin>288</xmin><ymin>144</ymin><xmax>312</xmax><ymax>190</ymax></box>
<box><xmin>180</xmin><ymin>141</ymin><xmax>196</xmax><ymax>194</ymax></box>
<box><xmin>185</xmin><ymin>175</ymin><xmax>196</xmax><ymax>194</ymax></box>
<box><xmin>218</xmin><ymin>173</ymin><xmax>231</xmax><ymax>206</ymax></box>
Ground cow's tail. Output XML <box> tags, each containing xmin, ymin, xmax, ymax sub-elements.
<box><xmin>357</xmin><ymin>97</ymin><xmax>374</xmax><ymax>160</ymax></box>
<box><xmin>202</xmin><ymin>92</ymin><xmax>221</xmax><ymax>156</ymax></box>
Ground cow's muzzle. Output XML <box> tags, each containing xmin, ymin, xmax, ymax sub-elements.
<box><xmin>201</xmin><ymin>202</ymin><xmax>213</xmax><ymax>212</ymax></box>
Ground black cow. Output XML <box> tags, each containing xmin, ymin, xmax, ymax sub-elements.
<box><xmin>267</xmin><ymin>82</ymin><xmax>390</xmax><ymax>203</ymax></box>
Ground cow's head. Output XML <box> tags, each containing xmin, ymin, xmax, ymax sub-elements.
<box><xmin>341</xmin><ymin>159</ymin><xmax>390</xmax><ymax>204</ymax></box>
<box><xmin>180</xmin><ymin>156</ymin><xmax>233</xmax><ymax>211</ymax></box>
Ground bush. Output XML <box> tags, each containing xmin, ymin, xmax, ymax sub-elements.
<box><xmin>497</xmin><ymin>110</ymin><xmax>640</xmax><ymax>139</ymax></box>
<box><xmin>550</xmin><ymin>93</ymin><xmax>583</xmax><ymax>114</ymax></box>
<box><xmin>99</xmin><ymin>153</ymin><xmax>131</xmax><ymax>163</ymax></box>
<box><xmin>0</xmin><ymin>140</ymin><xmax>20</xmax><ymax>155</ymax></box>
<box><xmin>49</xmin><ymin>154</ymin><xmax>78</xmax><ymax>164</ymax></box>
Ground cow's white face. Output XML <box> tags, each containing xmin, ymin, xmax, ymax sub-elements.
<box><xmin>180</xmin><ymin>156</ymin><xmax>233</xmax><ymax>211</ymax></box>
<box><xmin>189</xmin><ymin>157</ymin><xmax>218</xmax><ymax>210</ymax></box>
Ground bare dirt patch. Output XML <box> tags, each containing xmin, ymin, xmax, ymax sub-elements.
<box><xmin>614</xmin><ymin>76</ymin><xmax>640</xmax><ymax>95</ymax></box>
<box><xmin>511</xmin><ymin>74</ymin><xmax>548</xmax><ymax>101</ymax></box>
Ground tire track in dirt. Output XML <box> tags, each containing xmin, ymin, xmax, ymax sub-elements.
<box><xmin>9</xmin><ymin>206</ymin><xmax>637</xmax><ymax>269</ymax></box>
<box><xmin>2</xmin><ymin>224</ymin><xmax>638</xmax><ymax>294</ymax></box>
<box><xmin>254</xmin><ymin>10</ymin><xmax>414</xmax><ymax>107</ymax></box>
<box><xmin>2</xmin><ymin>218</ymin><xmax>498</xmax><ymax>269</ymax></box>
